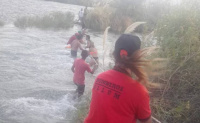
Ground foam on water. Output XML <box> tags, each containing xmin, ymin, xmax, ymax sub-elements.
<box><xmin>0</xmin><ymin>0</ymin><xmax>118</xmax><ymax>122</ymax></box>
<box><xmin>0</xmin><ymin>94</ymin><xmax>76</xmax><ymax>123</ymax></box>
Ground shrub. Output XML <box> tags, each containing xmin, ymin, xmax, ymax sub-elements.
<box><xmin>153</xmin><ymin>1</ymin><xmax>200</xmax><ymax>122</ymax></box>
<box><xmin>14</xmin><ymin>12</ymin><xmax>74</xmax><ymax>30</ymax></box>
<box><xmin>109</xmin><ymin>12</ymin><xmax>133</xmax><ymax>33</ymax></box>
<box><xmin>85</xmin><ymin>7</ymin><xmax>111</xmax><ymax>31</ymax></box>
<box><xmin>85</xmin><ymin>7</ymin><xmax>133</xmax><ymax>33</ymax></box>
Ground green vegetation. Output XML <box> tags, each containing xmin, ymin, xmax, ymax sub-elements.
<box><xmin>85</xmin><ymin>7</ymin><xmax>133</xmax><ymax>33</ymax></box>
<box><xmin>84</xmin><ymin>0</ymin><xmax>170</xmax><ymax>33</ymax></box>
<box><xmin>152</xmin><ymin>1</ymin><xmax>200</xmax><ymax>122</ymax></box>
<box><xmin>75</xmin><ymin>0</ymin><xmax>200</xmax><ymax>123</ymax></box>
<box><xmin>14</xmin><ymin>12</ymin><xmax>74</xmax><ymax>30</ymax></box>
<box><xmin>0</xmin><ymin>20</ymin><xmax>5</xmax><ymax>27</ymax></box>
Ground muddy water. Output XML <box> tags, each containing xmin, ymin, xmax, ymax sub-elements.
<box><xmin>0</xmin><ymin>0</ymin><xmax>117</xmax><ymax>122</ymax></box>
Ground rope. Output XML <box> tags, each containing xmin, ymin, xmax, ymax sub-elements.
<box><xmin>152</xmin><ymin>116</ymin><xmax>161</xmax><ymax>123</ymax></box>
<box><xmin>89</xmin><ymin>55</ymin><xmax>104</xmax><ymax>72</ymax></box>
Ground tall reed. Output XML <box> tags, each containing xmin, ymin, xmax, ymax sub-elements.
<box><xmin>14</xmin><ymin>12</ymin><xmax>74</xmax><ymax>30</ymax></box>
<box><xmin>152</xmin><ymin>1</ymin><xmax>200</xmax><ymax>122</ymax></box>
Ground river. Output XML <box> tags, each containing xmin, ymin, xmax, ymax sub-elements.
<box><xmin>0</xmin><ymin>0</ymin><xmax>117</xmax><ymax>122</ymax></box>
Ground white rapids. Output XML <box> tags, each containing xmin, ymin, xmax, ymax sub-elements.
<box><xmin>0</xmin><ymin>0</ymin><xmax>117</xmax><ymax>122</ymax></box>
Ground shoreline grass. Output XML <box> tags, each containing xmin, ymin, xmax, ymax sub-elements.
<box><xmin>14</xmin><ymin>12</ymin><xmax>74</xmax><ymax>30</ymax></box>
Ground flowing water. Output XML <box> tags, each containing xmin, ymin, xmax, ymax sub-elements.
<box><xmin>0</xmin><ymin>0</ymin><xmax>117</xmax><ymax>122</ymax></box>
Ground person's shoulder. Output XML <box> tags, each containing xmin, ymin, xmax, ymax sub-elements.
<box><xmin>130</xmin><ymin>80</ymin><xmax>148</xmax><ymax>95</ymax></box>
<box><xmin>73</xmin><ymin>39</ymin><xmax>78</xmax><ymax>42</ymax></box>
<box><xmin>82</xmin><ymin>60</ymin><xmax>89</xmax><ymax>66</ymax></box>
<box><xmin>96</xmin><ymin>70</ymin><xmax>115</xmax><ymax>78</ymax></box>
<box><xmin>74</xmin><ymin>58</ymin><xmax>80</xmax><ymax>62</ymax></box>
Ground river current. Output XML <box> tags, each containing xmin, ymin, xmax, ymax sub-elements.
<box><xmin>0</xmin><ymin>0</ymin><xmax>117</xmax><ymax>122</ymax></box>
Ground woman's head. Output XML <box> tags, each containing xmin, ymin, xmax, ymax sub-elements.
<box><xmin>114</xmin><ymin>34</ymin><xmax>141</xmax><ymax>62</ymax></box>
<box><xmin>81</xmin><ymin>50</ymin><xmax>89</xmax><ymax>59</ymax></box>
<box><xmin>113</xmin><ymin>34</ymin><xmax>149</xmax><ymax>85</ymax></box>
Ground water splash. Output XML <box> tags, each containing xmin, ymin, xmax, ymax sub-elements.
<box><xmin>0</xmin><ymin>94</ymin><xmax>76</xmax><ymax>123</ymax></box>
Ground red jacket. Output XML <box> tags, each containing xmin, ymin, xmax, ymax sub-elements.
<box><xmin>67</xmin><ymin>33</ymin><xmax>79</xmax><ymax>45</ymax></box>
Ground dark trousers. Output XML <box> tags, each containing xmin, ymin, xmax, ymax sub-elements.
<box><xmin>71</xmin><ymin>50</ymin><xmax>77</xmax><ymax>58</ymax></box>
<box><xmin>75</xmin><ymin>83</ymin><xmax>85</xmax><ymax>97</ymax></box>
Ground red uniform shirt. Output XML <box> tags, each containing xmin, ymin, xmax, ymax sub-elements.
<box><xmin>67</xmin><ymin>33</ymin><xmax>84</xmax><ymax>45</ymax></box>
<box><xmin>73</xmin><ymin>59</ymin><xmax>92</xmax><ymax>85</ymax></box>
<box><xmin>67</xmin><ymin>34</ymin><xmax>77</xmax><ymax>45</ymax></box>
<box><xmin>84</xmin><ymin>70</ymin><xmax>151</xmax><ymax>123</ymax></box>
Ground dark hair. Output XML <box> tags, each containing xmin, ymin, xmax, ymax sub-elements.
<box><xmin>114</xmin><ymin>34</ymin><xmax>141</xmax><ymax>59</ymax></box>
<box><xmin>76</xmin><ymin>34</ymin><xmax>83</xmax><ymax>40</ymax></box>
<box><xmin>113</xmin><ymin>34</ymin><xmax>149</xmax><ymax>85</ymax></box>
<box><xmin>81</xmin><ymin>50</ymin><xmax>89</xmax><ymax>59</ymax></box>
<box><xmin>86</xmin><ymin>35</ymin><xmax>90</xmax><ymax>40</ymax></box>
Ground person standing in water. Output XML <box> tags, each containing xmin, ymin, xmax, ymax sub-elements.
<box><xmin>70</xmin><ymin>34</ymin><xmax>84</xmax><ymax>58</ymax></box>
<box><xmin>84</xmin><ymin>6</ymin><xmax>88</xmax><ymax>17</ymax></box>
<box><xmin>89</xmin><ymin>42</ymin><xmax>98</xmax><ymax>67</ymax></box>
<box><xmin>67</xmin><ymin>32</ymin><xmax>80</xmax><ymax>45</ymax></box>
<box><xmin>78</xmin><ymin>8</ymin><xmax>84</xmax><ymax>22</ymax></box>
<box><xmin>85</xmin><ymin>35</ymin><xmax>93</xmax><ymax>49</ymax></box>
<box><xmin>71</xmin><ymin>50</ymin><xmax>97</xmax><ymax>97</ymax></box>
<box><xmin>85</xmin><ymin>35</ymin><xmax>98</xmax><ymax>66</ymax></box>
<box><xmin>84</xmin><ymin>34</ymin><xmax>152</xmax><ymax>123</ymax></box>
<box><xmin>67</xmin><ymin>29</ymin><xmax>86</xmax><ymax>45</ymax></box>
<box><xmin>82</xmin><ymin>6</ymin><xmax>88</xmax><ymax>29</ymax></box>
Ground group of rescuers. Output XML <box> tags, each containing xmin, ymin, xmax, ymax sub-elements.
<box><xmin>67</xmin><ymin>29</ymin><xmax>152</xmax><ymax>123</ymax></box>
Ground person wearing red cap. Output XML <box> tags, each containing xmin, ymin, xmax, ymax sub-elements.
<box><xmin>84</xmin><ymin>34</ymin><xmax>152</xmax><ymax>123</ymax></box>
<box><xmin>70</xmin><ymin>34</ymin><xmax>84</xmax><ymax>58</ymax></box>
<box><xmin>67</xmin><ymin>33</ymin><xmax>79</xmax><ymax>45</ymax></box>
<box><xmin>67</xmin><ymin>30</ymin><xmax>86</xmax><ymax>45</ymax></box>
<box><xmin>71</xmin><ymin>50</ymin><xmax>97</xmax><ymax>97</ymax></box>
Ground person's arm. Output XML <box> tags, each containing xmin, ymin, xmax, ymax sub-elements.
<box><xmin>86</xmin><ymin>64</ymin><xmax>98</xmax><ymax>74</ymax></box>
<box><xmin>79</xmin><ymin>42</ymin><xmax>84</xmax><ymax>50</ymax></box>
<box><xmin>80</xmin><ymin>39</ymin><xmax>86</xmax><ymax>44</ymax></box>
<box><xmin>67</xmin><ymin>39</ymin><xmax>71</xmax><ymax>45</ymax></box>
<box><xmin>85</xmin><ymin>41</ymin><xmax>90</xmax><ymax>48</ymax></box>
<box><xmin>91</xmin><ymin>64</ymin><xmax>98</xmax><ymax>74</ymax></box>
<box><xmin>135</xmin><ymin>86</ymin><xmax>152</xmax><ymax>123</ymax></box>
<box><xmin>67</xmin><ymin>35</ymin><xmax>75</xmax><ymax>45</ymax></box>
<box><xmin>138</xmin><ymin>117</ymin><xmax>152</xmax><ymax>123</ymax></box>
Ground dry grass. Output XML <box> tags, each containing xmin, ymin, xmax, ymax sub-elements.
<box><xmin>85</xmin><ymin>7</ymin><xmax>111</xmax><ymax>31</ymax></box>
<box><xmin>85</xmin><ymin>7</ymin><xmax>134</xmax><ymax>33</ymax></box>
<box><xmin>14</xmin><ymin>12</ymin><xmax>74</xmax><ymax>30</ymax></box>
<box><xmin>151</xmin><ymin>2</ymin><xmax>200</xmax><ymax>122</ymax></box>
